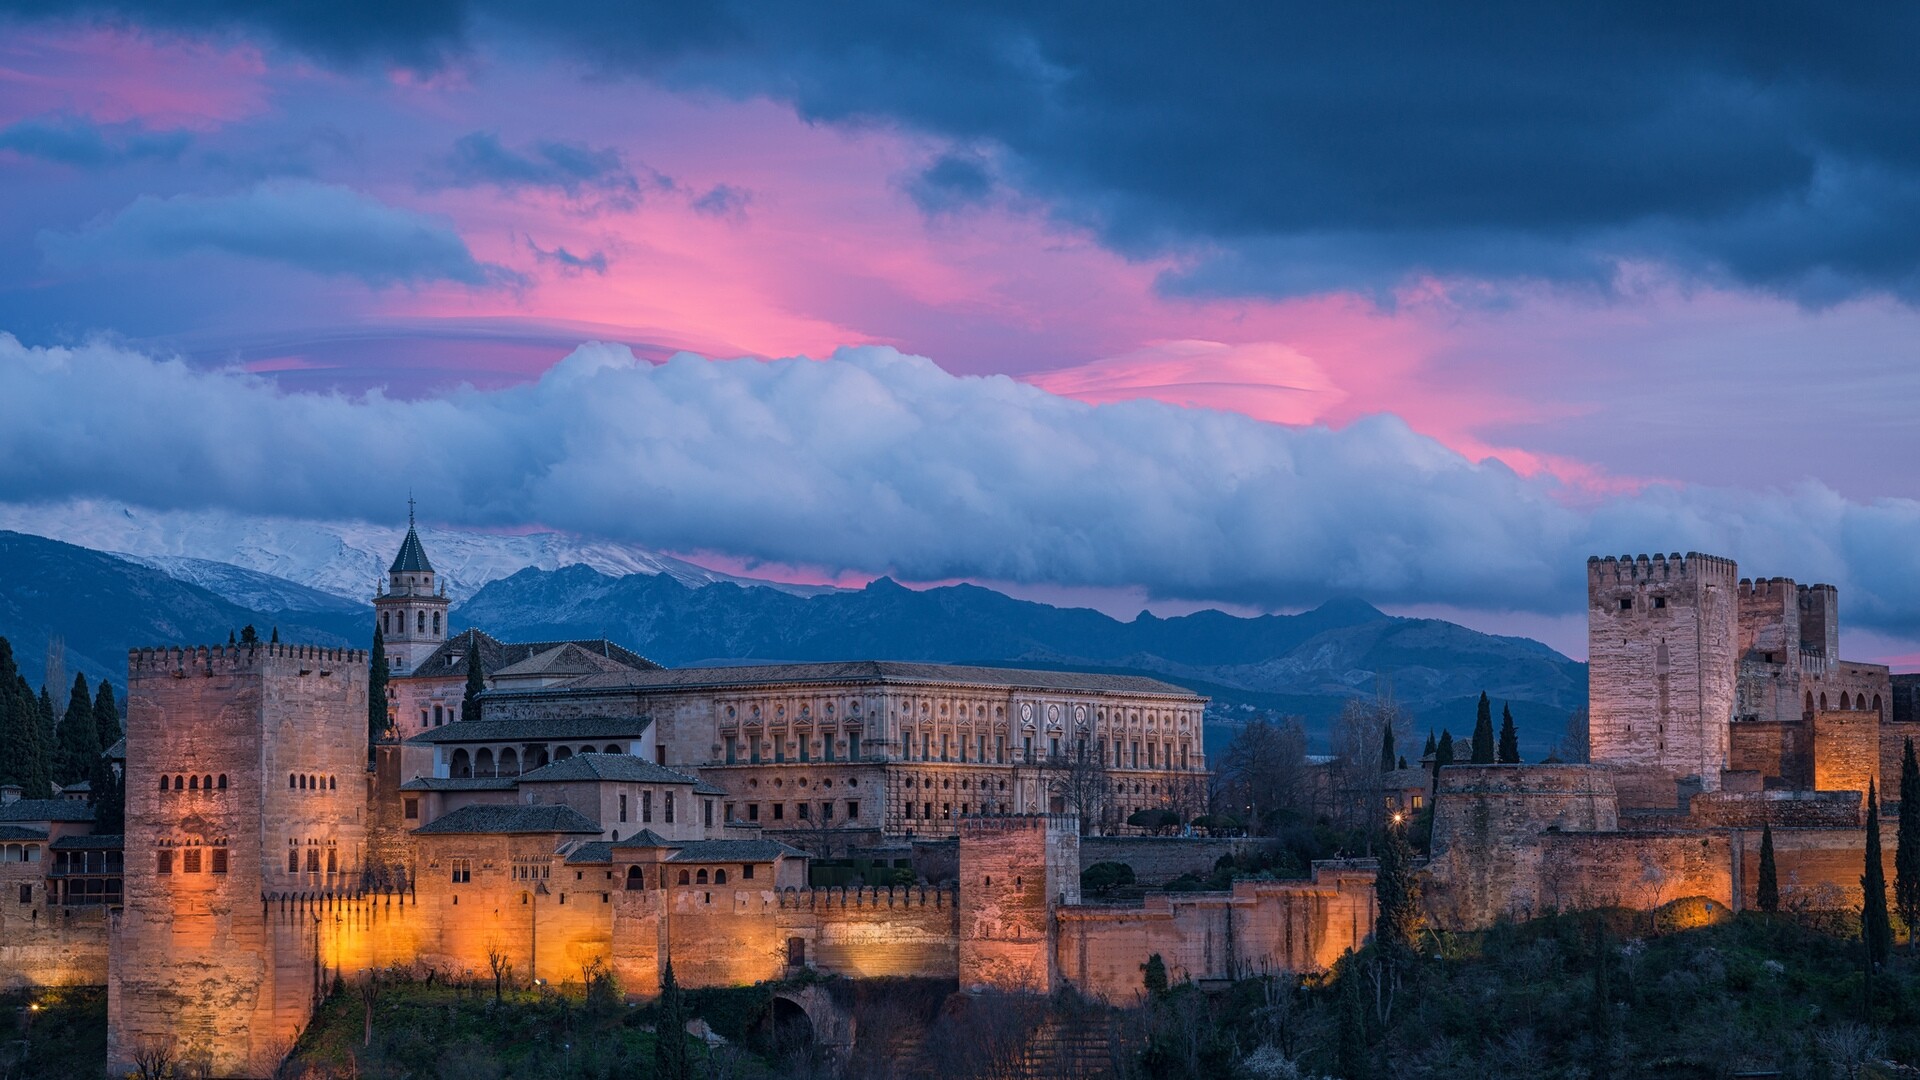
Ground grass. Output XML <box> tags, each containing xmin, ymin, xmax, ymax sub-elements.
<box><xmin>0</xmin><ymin>986</ymin><xmax>108</xmax><ymax>1080</ymax></box>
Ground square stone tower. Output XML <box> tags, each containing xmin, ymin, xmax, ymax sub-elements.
<box><xmin>1587</xmin><ymin>553</ymin><xmax>1739</xmax><ymax>792</ymax></box>
<box><xmin>110</xmin><ymin>643</ymin><xmax>368</xmax><ymax>1078</ymax></box>
<box><xmin>957</xmin><ymin>815</ymin><xmax>1079</xmax><ymax>993</ymax></box>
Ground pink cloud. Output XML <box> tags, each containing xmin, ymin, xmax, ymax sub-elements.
<box><xmin>0</xmin><ymin>27</ymin><xmax>271</xmax><ymax>129</ymax></box>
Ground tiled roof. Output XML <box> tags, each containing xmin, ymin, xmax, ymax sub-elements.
<box><xmin>667</xmin><ymin>838</ymin><xmax>808</xmax><ymax>862</ymax></box>
<box><xmin>50</xmin><ymin>834</ymin><xmax>121</xmax><ymax>850</ymax></box>
<box><xmin>397</xmin><ymin>776</ymin><xmax>519</xmax><ymax>792</ymax></box>
<box><xmin>59</xmin><ymin>781</ymin><xmax>91</xmax><ymax>794</ymax></box>
<box><xmin>692</xmin><ymin>779</ymin><xmax>731</xmax><ymax>797</ymax></box>
<box><xmin>494</xmin><ymin>643</ymin><xmax>640</xmax><ymax>681</ymax></box>
<box><xmin>397</xmin><ymin>629</ymin><xmax>659</xmax><ymax>682</ymax></box>
<box><xmin>610</xmin><ymin>828</ymin><xmax>675</xmax><ymax>849</ymax></box>
<box><xmin>0</xmin><ymin>825</ymin><xmax>48</xmax><ymax>842</ymax></box>
<box><xmin>491</xmin><ymin>660</ymin><xmax>1202</xmax><ymax>699</ymax></box>
<box><xmin>0</xmin><ymin>799</ymin><xmax>95</xmax><ymax>823</ymax></box>
<box><xmin>565</xmin><ymin>841</ymin><xmax>615</xmax><ymax>864</ymax></box>
<box><xmin>403</xmin><ymin>715</ymin><xmax>653</xmax><ymax>745</ymax></box>
<box><xmin>415</xmin><ymin>804</ymin><xmax>602</xmax><ymax>835</ymax></box>
<box><xmin>390</xmin><ymin>526</ymin><xmax>434</xmax><ymax>573</ymax></box>
<box><xmin>515</xmin><ymin>754</ymin><xmax>699</xmax><ymax>786</ymax></box>
<box><xmin>104</xmin><ymin>737</ymin><xmax>125</xmax><ymax>761</ymax></box>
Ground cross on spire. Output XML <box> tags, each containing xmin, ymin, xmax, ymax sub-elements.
<box><xmin>408</xmin><ymin>491</ymin><xmax>416</xmax><ymax>529</ymax></box>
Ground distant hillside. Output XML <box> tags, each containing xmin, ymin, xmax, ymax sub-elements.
<box><xmin>0</xmin><ymin>531</ymin><xmax>365</xmax><ymax>686</ymax></box>
<box><xmin>455</xmin><ymin>567</ymin><xmax>1588</xmax><ymax>753</ymax></box>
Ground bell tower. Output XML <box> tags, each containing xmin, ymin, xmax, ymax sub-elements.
<box><xmin>373</xmin><ymin>499</ymin><xmax>449</xmax><ymax>674</ymax></box>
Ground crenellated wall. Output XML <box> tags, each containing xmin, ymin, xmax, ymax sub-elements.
<box><xmin>778</xmin><ymin>886</ymin><xmax>959</xmax><ymax>978</ymax></box>
<box><xmin>957</xmin><ymin>816</ymin><xmax>1079</xmax><ymax>993</ymax></box>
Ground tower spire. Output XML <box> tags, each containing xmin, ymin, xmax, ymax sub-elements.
<box><xmin>408</xmin><ymin>491</ymin><xmax>416</xmax><ymax>529</ymax></box>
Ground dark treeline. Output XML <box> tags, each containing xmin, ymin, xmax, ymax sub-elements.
<box><xmin>0</xmin><ymin>634</ymin><xmax>124</xmax><ymax>831</ymax></box>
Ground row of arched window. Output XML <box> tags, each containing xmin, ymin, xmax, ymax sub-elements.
<box><xmin>160</xmin><ymin>774</ymin><xmax>227</xmax><ymax>792</ymax></box>
<box><xmin>448</xmin><ymin>745</ymin><xmax>624</xmax><ymax>778</ymax></box>
<box><xmin>289</xmin><ymin>774</ymin><xmax>337</xmax><ymax>791</ymax></box>
<box><xmin>1808</xmin><ymin>691</ymin><xmax>1884</xmax><ymax>715</ymax></box>
<box><xmin>621</xmin><ymin>864</ymin><xmax>755</xmax><ymax>889</ymax></box>
<box><xmin>382</xmin><ymin>609</ymin><xmax>441</xmax><ymax>636</ymax></box>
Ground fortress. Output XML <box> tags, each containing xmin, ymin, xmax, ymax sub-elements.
<box><xmin>1425</xmin><ymin>552</ymin><xmax>1916</xmax><ymax>928</ymax></box>
<box><xmin>0</xmin><ymin>524</ymin><xmax>1376</xmax><ymax>1078</ymax></box>
<box><xmin>2</xmin><ymin>536</ymin><xmax>1910</xmax><ymax>1075</ymax></box>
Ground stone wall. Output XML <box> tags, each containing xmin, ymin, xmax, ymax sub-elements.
<box><xmin>1055</xmin><ymin>863</ymin><xmax>1375</xmax><ymax>1004</ymax></box>
<box><xmin>1533</xmin><ymin>831</ymin><xmax>1733</xmax><ymax>915</ymax></box>
<box><xmin>1687</xmin><ymin>790</ymin><xmax>1862</xmax><ymax>828</ymax></box>
<box><xmin>1587</xmin><ymin>553</ymin><xmax>1739</xmax><ymax>791</ymax></box>
<box><xmin>1077</xmin><ymin>837</ymin><xmax>1275</xmax><ymax>887</ymax></box>
<box><xmin>1727</xmin><ymin>720</ymin><xmax>1809</xmax><ymax>788</ymax></box>
<box><xmin>1811</xmin><ymin>709</ymin><xmax>1879</xmax><ymax>798</ymax></box>
<box><xmin>778</xmin><ymin>886</ymin><xmax>959</xmax><ymax>978</ymax></box>
<box><xmin>0</xmin><ymin>862</ymin><xmax>108</xmax><ymax>990</ymax></box>
<box><xmin>1732</xmin><ymin>827</ymin><xmax>1895</xmax><ymax>911</ymax></box>
<box><xmin>1425</xmin><ymin>765</ymin><xmax>1619</xmax><ymax>927</ymax></box>
<box><xmin>1881</xmin><ymin>722</ymin><xmax>1920</xmax><ymax>800</ymax></box>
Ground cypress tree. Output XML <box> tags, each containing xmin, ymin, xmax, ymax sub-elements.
<box><xmin>1497</xmin><ymin>703</ymin><xmax>1520</xmax><ymax>764</ymax></box>
<box><xmin>270</xmin><ymin>626</ymin><xmax>279</xmax><ymax>644</ymax></box>
<box><xmin>1864</xmin><ymin>781</ymin><xmax>1892</xmax><ymax>968</ymax></box>
<box><xmin>1142</xmin><ymin>953</ymin><xmax>1169</xmax><ymax>997</ymax></box>
<box><xmin>463</xmin><ymin>644</ymin><xmax>486</xmax><ymax>723</ymax></box>
<box><xmin>1757</xmin><ymin>822</ymin><xmax>1779</xmax><ymax>913</ymax></box>
<box><xmin>1374</xmin><ymin>822</ymin><xmax>1421</xmax><ymax>960</ymax></box>
<box><xmin>92</xmin><ymin>681</ymin><xmax>120</xmax><ymax>751</ymax></box>
<box><xmin>1379</xmin><ymin>724</ymin><xmax>1396</xmax><ymax>774</ymax></box>
<box><xmin>655</xmin><ymin>959</ymin><xmax>693</xmax><ymax>1080</ymax></box>
<box><xmin>89</xmin><ymin>748</ymin><xmax>124</xmax><ymax>834</ymax></box>
<box><xmin>55</xmin><ymin>672</ymin><xmax>98</xmax><ymax>785</ymax></box>
<box><xmin>1471</xmin><ymin>692</ymin><xmax>1495</xmax><ymax>764</ymax></box>
<box><xmin>240</xmin><ymin>625</ymin><xmax>259</xmax><ymax>645</ymax></box>
<box><xmin>36</xmin><ymin>686</ymin><xmax>56</xmax><ymax>751</ymax></box>
<box><xmin>368</xmin><ymin>626</ymin><xmax>391</xmax><ymax>748</ymax></box>
<box><xmin>1423</xmin><ymin>731</ymin><xmax>1437</xmax><ymax>758</ymax></box>
<box><xmin>1435</xmin><ymin>730</ymin><xmax>1455</xmax><ymax>769</ymax></box>
<box><xmin>1896</xmin><ymin>738</ymin><xmax>1920</xmax><ymax>952</ymax></box>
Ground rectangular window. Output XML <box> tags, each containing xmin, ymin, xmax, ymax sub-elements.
<box><xmin>1023</xmin><ymin>736</ymin><xmax>1033</xmax><ymax>763</ymax></box>
<box><xmin>157</xmin><ymin>850</ymin><xmax>173</xmax><ymax>875</ymax></box>
<box><xmin>211</xmin><ymin>848</ymin><xmax>228</xmax><ymax>874</ymax></box>
<box><xmin>775</xmin><ymin>742</ymin><xmax>786</xmax><ymax>763</ymax></box>
<box><xmin>773</xmin><ymin>803</ymin><xmax>784</xmax><ymax>821</ymax></box>
<box><xmin>665</xmin><ymin>792</ymin><xmax>676</xmax><ymax>824</ymax></box>
<box><xmin>288</xmin><ymin>850</ymin><xmax>298</xmax><ymax>873</ymax></box>
<box><xmin>1619</xmin><ymin>597</ymin><xmax>1632</xmax><ymax>611</ymax></box>
<box><xmin>306</xmin><ymin>849</ymin><xmax>320</xmax><ymax>873</ymax></box>
<box><xmin>17</xmin><ymin>883</ymin><xmax>29</xmax><ymax>904</ymax></box>
<box><xmin>725</xmin><ymin>802</ymin><xmax>736</xmax><ymax>822</ymax></box>
<box><xmin>797</xmin><ymin>802</ymin><xmax>811</xmax><ymax>820</ymax></box>
<box><xmin>822</xmin><ymin>801</ymin><xmax>833</xmax><ymax>821</ymax></box>
<box><xmin>404</xmin><ymin>798</ymin><xmax>419</xmax><ymax>820</ymax></box>
<box><xmin>1412</xmin><ymin>795</ymin><xmax>1424</xmax><ymax>810</ymax></box>
<box><xmin>619</xmin><ymin>793</ymin><xmax>629</xmax><ymax>823</ymax></box>
<box><xmin>942</xmin><ymin>735</ymin><xmax>950</xmax><ymax>762</ymax></box>
<box><xmin>642</xmin><ymin>790</ymin><xmax>653</xmax><ymax>823</ymax></box>
<box><xmin>799</xmin><ymin>738</ymin><xmax>810</xmax><ymax>762</ymax></box>
<box><xmin>824</xmin><ymin>736</ymin><xmax>835</xmax><ymax>762</ymax></box>
<box><xmin>996</xmin><ymin>736</ymin><xmax>1005</xmax><ymax>764</ymax></box>
<box><xmin>725</xmin><ymin>736</ymin><xmax>737</xmax><ymax>765</ymax></box>
<box><xmin>750</xmin><ymin>741</ymin><xmax>761</xmax><ymax>764</ymax></box>
<box><xmin>847</xmin><ymin>800</ymin><xmax>859</xmax><ymax>820</ymax></box>
<box><xmin>1049</xmin><ymin>736</ymin><xmax>1060</xmax><ymax>759</ymax></box>
<box><xmin>748</xmin><ymin>803</ymin><xmax>760</xmax><ymax>821</ymax></box>
<box><xmin>704</xmin><ymin>799</ymin><xmax>714</xmax><ymax>828</ymax></box>
<box><xmin>743</xmin><ymin>863</ymin><xmax>755</xmax><ymax>880</ymax></box>
<box><xmin>922</xmin><ymin>734</ymin><xmax>930</xmax><ymax>759</ymax></box>
<box><xmin>1654</xmin><ymin>596</ymin><xmax>1667</xmax><ymax>609</ymax></box>
<box><xmin>849</xmin><ymin>734</ymin><xmax>861</xmax><ymax>759</ymax></box>
<box><xmin>184</xmin><ymin>848</ymin><xmax>202</xmax><ymax>874</ymax></box>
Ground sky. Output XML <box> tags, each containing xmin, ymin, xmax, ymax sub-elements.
<box><xmin>4</xmin><ymin>4</ymin><xmax>1920</xmax><ymax>662</ymax></box>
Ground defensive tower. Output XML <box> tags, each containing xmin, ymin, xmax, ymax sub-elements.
<box><xmin>1586</xmin><ymin>552</ymin><xmax>1739</xmax><ymax>792</ymax></box>
<box><xmin>110</xmin><ymin>643</ymin><xmax>369</xmax><ymax>1078</ymax></box>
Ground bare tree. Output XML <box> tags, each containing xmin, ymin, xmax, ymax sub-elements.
<box><xmin>1556</xmin><ymin>707</ymin><xmax>1591</xmax><ymax>763</ymax></box>
<box><xmin>130</xmin><ymin>1036</ymin><xmax>178</xmax><ymax>1080</ymax></box>
<box><xmin>1041</xmin><ymin>742</ymin><xmax>1113</xmax><ymax>834</ymax></box>
<box><xmin>1330</xmin><ymin>692</ymin><xmax>1409</xmax><ymax>837</ymax></box>
<box><xmin>486</xmin><ymin>941</ymin><xmax>513</xmax><ymax>1004</ymax></box>
<box><xmin>1215</xmin><ymin>715</ymin><xmax>1311</xmax><ymax>834</ymax></box>
<box><xmin>360</xmin><ymin>969</ymin><xmax>385</xmax><ymax>1047</ymax></box>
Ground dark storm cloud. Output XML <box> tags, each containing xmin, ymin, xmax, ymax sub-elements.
<box><xmin>0</xmin><ymin>115</ymin><xmax>191</xmax><ymax>168</ymax></box>
<box><xmin>526</xmin><ymin>237</ymin><xmax>609</xmax><ymax>275</ymax></box>
<box><xmin>13</xmin><ymin>3</ymin><xmax>1920</xmax><ymax>299</ymax></box>
<box><xmin>433</xmin><ymin>132</ymin><xmax>668</xmax><ymax>204</ymax></box>
<box><xmin>904</xmin><ymin>152</ymin><xmax>995</xmax><ymax>215</ymax></box>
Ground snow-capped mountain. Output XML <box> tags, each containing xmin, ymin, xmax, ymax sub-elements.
<box><xmin>0</xmin><ymin>499</ymin><xmax>832</xmax><ymax>604</ymax></box>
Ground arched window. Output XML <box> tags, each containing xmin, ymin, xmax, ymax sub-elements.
<box><xmin>203</xmin><ymin>775</ymin><xmax>213</xmax><ymax>790</ymax></box>
<box><xmin>554</xmin><ymin>746</ymin><xmax>573</xmax><ymax>762</ymax></box>
<box><xmin>626</xmin><ymin>866</ymin><xmax>643</xmax><ymax>890</ymax></box>
<box><xmin>417</xmin><ymin>611</ymin><xmax>426</xmax><ymax>633</ymax></box>
<box><xmin>289</xmin><ymin>774</ymin><xmax>297</xmax><ymax>789</ymax></box>
<box><xmin>696</xmin><ymin>869</ymin><xmax>709</xmax><ymax>884</ymax></box>
<box><xmin>606</xmin><ymin>744</ymin><xmax>621</xmax><ymax>755</ymax></box>
<box><xmin>1875</xmin><ymin>694</ymin><xmax>1884</xmax><ymax>716</ymax></box>
<box><xmin>159</xmin><ymin>777</ymin><xmax>169</xmax><ymax>792</ymax></box>
<box><xmin>451</xmin><ymin>749</ymin><xmax>471</xmax><ymax>778</ymax></box>
<box><xmin>1805</xmin><ymin>691</ymin><xmax>1815</xmax><ymax>715</ymax></box>
<box><xmin>289</xmin><ymin>850</ymin><xmax>299</xmax><ymax>873</ymax></box>
<box><xmin>189</xmin><ymin>776</ymin><xmax>199</xmax><ymax>791</ymax></box>
<box><xmin>327</xmin><ymin>849</ymin><xmax>337</xmax><ymax>874</ymax></box>
<box><xmin>433</xmin><ymin>612</ymin><xmax>441</xmax><ymax>635</ymax></box>
<box><xmin>433</xmin><ymin>705</ymin><xmax>443</xmax><ymax>725</ymax></box>
<box><xmin>217</xmin><ymin>774</ymin><xmax>227</xmax><ymax>789</ymax></box>
<box><xmin>714</xmin><ymin>869</ymin><xmax>727</xmax><ymax>884</ymax></box>
<box><xmin>329</xmin><ymin>776</ymin><xmax>336</xmax><ymax>790</ymax></box>
<box><xmin>476</xmin><ymin>748</ymin><xmax>495</xmax><ymax>777</ymax></box>
<box><xmin>383</xmin><ymin>611</ymin><xmax>390</xmax><ymax>634</ymax></box>
<box><xmin>678</xmin><ymin>870</ymin><xmax>691</xmax><ymax>885</ymax></box>
<box><xmin>499</xmin><ymin>748</ymin><xmax>520</xmax><ymax>776</ymax></box>
<box><xmin>1820</xmin><ymin>693</ymin><xmax>1828</xmax><ymax>711</ymax></box>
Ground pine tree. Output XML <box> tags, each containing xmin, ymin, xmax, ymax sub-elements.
<box><xmin>463</xmin><ymin>643</ymin><xmax>486</xmax><ymax>723</ymax></box>
<box><xmin>1497</xmin><ymin>703</ymin><xmax>1520</xmax><ymax>764</ymax></box>
<box><xmin>89</xmin><ymin>749</ymin><xmax>124</xmax><ymax>834</ymax></box>
<box><xmin>1896</xmin><ymin>738</ymin><xmax>1920</xmax><ymax>952</ymax></box>
<box><xmin>655</xmin><ymin>959</ymin><xmax>693</xmax><ymax>1080</ymax></box>
<box><xmin>368</xmin><ymin>626</ymin><xmax>391</xmax><ymax>748</ymax></box>
<box><xmin>92</xmin><ymin>681</ymin><xmax>120</xmax><ymax>751</ymax></box>
<box><xmin>1471</xmin><ymin>692</ymin><xmax>1495</xmax><ymax>764</ymax></box>
<box><xmin>240</xmin><ymin>625</ymin><xmax>259</xmax><ymax>645</ymax></box>
<box><xmin>55</xmin><ymin>672</ymin><xmax>98</xmax><ymax>785</ymax></box>
<box><xmin>1379</xmin><ymin>724</ymin><xmax>1396</xmax><ymax>774</ymax></box>
<box><xmin>1864</xmin><ymin>781</ymin><xmax>1892</xmax><ymax>968</ymax></box>
<box><xmin>1757</xmin><ymin>822</ymin><xmax>1779</xmax><ymax>913</ymax></box>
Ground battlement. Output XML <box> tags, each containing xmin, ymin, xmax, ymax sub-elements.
<box><xmin>776</xmin><ymin>884</ymin><xmax>957</xmax><ymax>910</ymax></box>
<box><xmin>1738</xmin><ymin>576</ymin><xmax>1799</xmax><ymax>601</ymax></box>
<box><xmin>959</xmin><ymin>813</ymin><xmax>1079</xmax><ymax>836</ymax></box>
<box><xmin>1587</xmin><ymin>551</ymin><xmax>1738</xmax><ymax>586</ymax></box>
<box><xmin>128</xmin><ymin>643</ymin><xmax>367</xmax><ymax>676</ymax></box>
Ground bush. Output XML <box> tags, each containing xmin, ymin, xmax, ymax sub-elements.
<box><xmin>1128</xmin><ymin>808</ymin><xmax>1181</xmax><ymax>831</ymax></box>
<box><xmin>1082</xmin><ymin>860</ymin><xmax>1137</xmax><ymax>895</ymax></box>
